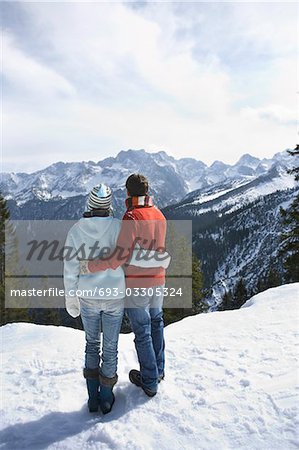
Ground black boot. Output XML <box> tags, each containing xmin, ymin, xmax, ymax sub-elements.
<box><xmin>129</xmin><ymin>369</ymin><xmax>157</xmax><ymax>397</ymax></box>
<box><xmin>83</xmin><ymin>368</ymin><xmax>99</xmax><ymax>413</ymax></box>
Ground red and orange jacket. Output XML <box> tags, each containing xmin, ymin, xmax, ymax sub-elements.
<box><xmin>88</xmin><ymin>196</ymin><xmax>167</xmax><ymax>288</ymax></box>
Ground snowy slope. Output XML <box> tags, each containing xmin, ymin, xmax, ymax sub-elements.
<box><xmin>1</xmin><ymin>283</ymin><xmax>299</xmax><ymax>450</ymax></box>
<box><xmin>166</xmin><ymin>165</ymin><xmax>298</xmax><ymax>218</ymax></box>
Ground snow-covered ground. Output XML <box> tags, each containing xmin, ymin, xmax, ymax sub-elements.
<box><xmin>1</xmin><ymin>284</ymin><xmax>299</xmax><ymax>450</ymax></box>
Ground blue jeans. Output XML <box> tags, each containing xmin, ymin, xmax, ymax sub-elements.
<box><xmin>80</xmin><ymin>299</ymin><xmax>124</xmax><ymax>378</ymax></box>
<box><xmin>126</xmin><ymin>286</ymin><xmax>165</xmax><ymax>390</ymax></box>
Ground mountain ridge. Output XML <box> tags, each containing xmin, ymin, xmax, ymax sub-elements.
<box><xmin>2</xmin><ymin>148</ymin><xmax>297</xmax><ymax>301</ymax></box>
<box><xmin>1</xmin><ymin>148</ymin><xmax>294</xmax><ymax>209</ymax></box>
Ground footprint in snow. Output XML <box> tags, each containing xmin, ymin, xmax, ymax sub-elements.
<box><xmin>239</xmin><ymin>379</ymin><xmax>250</xmax><ymax>387</ymax></box>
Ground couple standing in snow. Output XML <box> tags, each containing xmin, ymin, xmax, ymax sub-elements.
<box><xmin>64</xmin><ymin>174</ymin><xmax>168</xmax><ymax>414</ymax></box>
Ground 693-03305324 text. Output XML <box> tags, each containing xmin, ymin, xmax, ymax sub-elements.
<box><xmin>9</xmin><ymin>286</ymin><xmax>184</xmax><ymax>299</ymax></box>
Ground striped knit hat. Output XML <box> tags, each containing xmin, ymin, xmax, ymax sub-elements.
<box><xmin>87</xmin><ymin>184</ymin><xmax>112</xmax><ymax>210</ymax></box>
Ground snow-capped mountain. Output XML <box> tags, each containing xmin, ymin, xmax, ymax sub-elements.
<box><xmin>1</xmin><ymin>284</ymin><xmax>298</xmax><ymax>449</ymax></box>
<box><xmin>1</xmin><ymin>149</ymin><xmax>295</xmax><ymax>218</ymax></box>
<box><xmin>196</xmin><ymin>188</ymin><xmax>297</xmax><ymax>301</ymax></box>
<box><xmin>165</xmin><ymin>165</ymin><xmax>297</xmax><ymax>218</ymax></box>
<box><xmin>2</xmin><ymin>148</ymin><xmax>297</xmax><ymax>298</ymax></box>
<box><xmin>1</xmin><ymin>150</ymin><xmax>194</xmax><ymax>209</ymax></box>
<box><xmin>163</xmin><ymin>151</ymin><xmax>298</xmax><ymax>301</ymax></box>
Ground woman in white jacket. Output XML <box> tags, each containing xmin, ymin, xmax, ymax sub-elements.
<box><xmin>64</xmin><ymin>184</ymin><xmax>169</xmax><ymax>414</ymax></box>
<box><xmin>64</xmin><ymin>184</ymin><xmax>124</xmax><ymax>414</ymax></box>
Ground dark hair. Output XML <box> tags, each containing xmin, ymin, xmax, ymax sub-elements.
<box><xmin>126</xmin><ymin>173</ymin><xmax>149</xmax><ymax>196</ymax></box>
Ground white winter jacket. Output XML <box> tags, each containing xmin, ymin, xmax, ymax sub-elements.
<box><xmin>64</xmin><ymin>216</ymin><xmax>125</xmax><ymax>301</ymax></box>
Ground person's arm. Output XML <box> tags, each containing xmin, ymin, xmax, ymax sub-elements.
<box><xmin>63</xmin><ymin>232</ymin><xmax>81</xmax><ymax>317</ymax></box>
<box><xmin>129</xmin><ymin>247</ymin><xmax>171</xmax><ymax>269</ymax></box>
<box><xmin>85</xmin><ymin>214</ymin><xmax>137</xmax><ymax>273</ymax></box>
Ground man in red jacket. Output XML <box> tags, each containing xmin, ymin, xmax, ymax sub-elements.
<box><xmin>82</xmin><ymin>174</ymin><xmax>167</xmax><ymax>397</ymax></box>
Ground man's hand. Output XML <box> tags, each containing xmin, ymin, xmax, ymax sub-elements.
<box><xmin>80</xmin><ymin>260</ymin><xmax>92</xmax><ymax>275</ymax></box>
<box><xmin>65</xmin><ymin>296</ymin><xmax>81</xmax><ymax>318</ymax></box>
<box><xmin>130</xmin><ymin>248</ymin><xmax>171</xmax><ymax>269</ymax></box>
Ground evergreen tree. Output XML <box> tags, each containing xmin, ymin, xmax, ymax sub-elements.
<box><xmin>254</xmin><ymin>261</ymin><xmax>282</xmax><ymax>296</ymax></box>
<box><xmin>32</xmin><ymin>277</ymin><xmax>62</xmax><ymax>326</ymax></box>
<box><xmin>0</xmin><ymin>195</ymin><xmax>9</xmax><ymax>324</ymax></box>
<box><xmin>163</xmin><ymin>222</ymin><xmax>192</xmax><ymax>325</ymax></box>
<box><xmin>30</xmin><ymin>307</ymin><xmax>62</xmax><ymax>326</ymax></box>
<box><xmin>280</xmin><ymin>145</ymin><xmax>299</xmax><ymax>282</ymax></box>
<box><xmin>219</xmin><ymin>289</ymin><xmax>233</xmax><ymax>311</ymax></box>
<box><xmin>163</xmin><ymin>221</ymin><xmax>206</xmax><ymax>325</ymax></box>
<box><xmin>265</xmin><ymin>266</ymin><xmax>281</xmax><ymax>289</ymax></box>
<box><xmin>0</xmin><ymin>193</ymin><xmax>30</xmax><ymax>325</ymax></box>
<box><xmin>255</xmin><ymin>277</ymin><xmax>266</xmax><ymax>295</ymax></box>
<box><xmin>287</xmin><ymin>145</ymin><xmax>299</xmax><ymax>180</ymax></box>
<box><xmin>233</xmin><ymin>278</ymin><xmax>248</xmax><ymax>309</ymax></box>
<box><xmin>191</xmin><ymin>254</ymin><xmax>207</xmax><ymax>314</ymax></box>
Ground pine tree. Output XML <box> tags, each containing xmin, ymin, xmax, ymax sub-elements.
<box><xmin>191</xmin><ymin>254</ymin><xmax>207</xmax><ymax>314</ymax></box>
<box><xmin>31</xmin><ymin>277</ymin><xmax>62</xmax><ymax>326</ymax></box>
<box><xmin>0</xmin><ymin>195</ymin><xmax>10</xmax><ymax>280</ymax></box>
<box><xmin>0</xmin><ymin>193</ymin><xmax>30</xmax><ymax>325</ymax></box>
<box><xmin>163</xmin><ymin>222</ymin><xmax>206</xmax><ymax>324</ymax></box>
<box><xmin>219</xmin><ymin>289</ymin><xmax>233</xmax><ymax>311</ymax></box>
<box><xmin>254</xmin><ymin>261</ymin><xmax>282</xmax><ymax>296</ymax></box>
<box><xmin>233</xmin><ymin>278</ymin><xmax>248</xmax><ymax>309</ymax></box>
<box><xmin>163</xmin><ymin>222</ymin><xmax>192</xmax><ymax>324</ymax></box>
<box><xmin>280</xmin><ymin>145</ymin><xmax>299</xmax><ymax>282</ymax></box>
<box><xmin>0</xmin><ymin>195</ymin><xmax>10</xmax><ymax>324</ymax></box>
<box><xmin>265</xmin><ymin>266</ymin><xmax>281</xmax><ymax>289</ymax></box>
<box><xmin>255</xmin><ymin>277</ymin><xmax>266</xmax><ymax>295</ymax></box>
<box><xmin>287</xmin><ymin>145</ymin><xmax>299</xmax><ymax>181</ymax></box>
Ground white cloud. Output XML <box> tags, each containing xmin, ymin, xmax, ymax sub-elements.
<box><xmin>2</xmin><ymin>33</ymin><xmax>76</xmax><ymax>99</ymax></box>
<box><xmin>1</xmin><ymin>1</ymin><xmax>297</xmax><ymax>172</ymax></box>
<box><xmin>244</xmin><ymin>105</ymin><xmax>297</xmax><ymax>126</ymax></box>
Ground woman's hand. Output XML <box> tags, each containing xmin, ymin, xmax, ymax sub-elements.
<box><xmin>65</xmin><ymin>296</ymin><xmax>81</xmax><ymax>318</ymax></box>
<box><xmin>79</xmin><ymin>260</ymin><xmax>92</xmax><ymax>275</ymax></box>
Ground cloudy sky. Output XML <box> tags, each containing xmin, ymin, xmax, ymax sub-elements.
<box><xmin>1</xmin><ymin>1</ymin><xmax>297</xmax><ymax>172</ymax></box>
